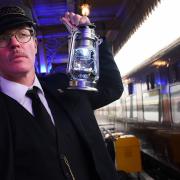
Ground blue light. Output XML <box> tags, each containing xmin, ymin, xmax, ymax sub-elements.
<box><xmin>47</xmin><ymin>64</ymin><xmax>52</xmax><ymax>73</ymax></box>
<box><xmin>155</xmin><ymin>78</ymin><xmax>167</xmax><ymax>86</ymax></box>
<box><xmin>40</xmin><ymin>65</ymin><xmax>47</xmax><ymax>73</ymax></box>
<box><xmin>155</xmin><ymin>78</ymin><xmax>168</xmax><ymax>94</ymax></box>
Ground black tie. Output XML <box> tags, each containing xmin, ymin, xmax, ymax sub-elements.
<box><xmin>26</xmin><ymin>86</ymin><xmax>55</xmax><ymax>137</ymax></box>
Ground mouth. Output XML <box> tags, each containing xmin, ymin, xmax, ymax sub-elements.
<box><xmin>10</xmin><ymin>53</ymin><xmax>28</xmax><ymax>62</ymax></box>
<box><xmin>13</xmin><ymin>55</ymin><xmax>27</xmax><ymax>59</ymax></box>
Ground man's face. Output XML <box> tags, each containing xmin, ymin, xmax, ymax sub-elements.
<box><xmin>0</xmin><ymin>26</ymin><xmax>37</xmax><ymax>80</ymax></box>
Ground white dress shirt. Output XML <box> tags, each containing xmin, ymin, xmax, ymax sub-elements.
<box><xmin>0</xmin><ymin>75</ymin><xmax>55</xmax><ymax>124</ymax></box>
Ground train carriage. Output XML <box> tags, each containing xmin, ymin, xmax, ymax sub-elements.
<box><xmin>96</xmin><ymin>37</ymin><xmax>180</xmax><ymax>179</ymax></box>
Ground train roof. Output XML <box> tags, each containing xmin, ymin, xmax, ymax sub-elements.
<box><xmin>122</xmin><ymin>36</ymin><xmax>180</xmax><ymax>79</ymax></box>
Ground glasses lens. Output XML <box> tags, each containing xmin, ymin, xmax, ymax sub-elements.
<box><xmin>16</xmin><ymin>29</ymin><xmax>32</xmax><ymax>43</ymax></box>
<box><xmin>0</xmin><ymin>29</ymin><xmax>33</xmax><ymax>48</ymax></box>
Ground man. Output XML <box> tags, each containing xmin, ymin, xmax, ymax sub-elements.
<box><xmin>0</xmin><ymin>4</ymin><xmax>123</xmax><ymax>180</ymax></box>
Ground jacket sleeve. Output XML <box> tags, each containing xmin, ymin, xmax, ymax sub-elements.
<box><xmin>0</xmin><ymin>94</ymin><xmax>15</xmax><ymax>180</ymax></box>
<box><xmin>88</xmin><ymin>38</ymin><xmax>124</xmax><ymax>109</ymax></box>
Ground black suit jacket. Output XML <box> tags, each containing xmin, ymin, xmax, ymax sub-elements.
<box><xmin>0</xmin><ymin>40</ymin><xmax>123</xmax><ymax>180</ymax></box>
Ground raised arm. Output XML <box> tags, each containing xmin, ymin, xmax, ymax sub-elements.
<box><xmin>88</xmin><ymin>37</ymin><xmax>124</xmax><ymax>109</ymax></box>
<box><xmin>43</xmin><ymin>12</ymin><xmax>123</xmax><ymax>109</ymax></box>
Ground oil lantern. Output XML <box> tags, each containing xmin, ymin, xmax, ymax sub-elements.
<box><xmin>66</xmin><ymin>24</ymin><xmax>102</xmax><ymax>91</ymax></box>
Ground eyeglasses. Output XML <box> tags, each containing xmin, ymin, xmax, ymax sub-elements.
<box><xmin>0</xmin><ymin>28</ymin><xmax>35</xmax><ymax>48</ymax></box>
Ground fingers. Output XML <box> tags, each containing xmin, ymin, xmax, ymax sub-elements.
<box><xmin>61</xmin><ymin>12</ymin><xmax>77</xmax><ymax>32</ymax></box>
<box><xmin>79</xmin><ymin>16</ymin><xmax>91</xmax><ymax>25</ymax></box>
<box><xmin>69</xmin><ymin>12</ymin><xmax>82</xmax><ymax>26</ymax></box>
<box><xmin>62</xmin><ymin>12</ymin><xmax>91</xmax><ymax>27</ymax></box>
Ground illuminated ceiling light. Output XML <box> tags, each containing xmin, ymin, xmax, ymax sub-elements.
<box><xmin>123</xmin><ymin>78</ymin><xmax>134</xmax><ymax>84</ymax></box>
<box><xmin>81</xmin><ymin>3</ymin><xmax>90</xmax><ymax>16</ymax></box>
<box><xmin>152</xmin><ymin>60</ymin><xmax>168</xmax><ymax>67</ymax></box>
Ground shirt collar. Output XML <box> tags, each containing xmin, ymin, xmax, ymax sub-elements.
<box><xmin>0</xmin><ymin>75</ymin><xmax>44</xmax><ymax>103</ymax></box>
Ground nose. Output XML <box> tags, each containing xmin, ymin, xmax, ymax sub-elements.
<box><xmin>9</xmin><ymin>35</ymin><xmax>20</xmax><ymax>48</ymax></box>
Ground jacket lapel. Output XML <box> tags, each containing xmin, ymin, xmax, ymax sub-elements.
<box><xmin>41</xmin><ymin>82</ymin><xmax>91</xmax><ymax>147</ymax></box>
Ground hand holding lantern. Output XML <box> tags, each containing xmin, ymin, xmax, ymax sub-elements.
<box><xmin>62</xmin><ymin>12</ymin><xmax>102</xmax><ymax>91</ymax></box>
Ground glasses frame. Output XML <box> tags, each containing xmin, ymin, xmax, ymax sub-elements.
<box><xmin>0</xmin><ymin>28</ymin><xmax>35</xmax><ymax>48</ymax></box>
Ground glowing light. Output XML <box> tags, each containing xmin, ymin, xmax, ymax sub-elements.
<box><xmin>115</xmin><ymin>0</ymin><xmax>180</xmax><ymax>76</ymax></box>
<box><xmin>123</xmin><ymin>78</ymin><xmax>134</xmax><ymax>84</ymax></box>
<box><xmin>152</xmin><ymin>60</ymin><xmax>168</xmax><ymax>67</ymax></box>
<box><xmin>81</xmin><ymin>3</ymin><xmax>90</xmax><ymax>16</ymax></box>
<box><xmin>40</xmin><ymin>65</ymin><xmax>47</xmax><ymax>73</ymax></box>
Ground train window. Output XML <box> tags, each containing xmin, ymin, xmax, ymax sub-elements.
<box><xmin>126</xmin><ymin>95</ymin><xmax>138</xmax><ymax>119</ymax></box>
<box><xmin>146</xmin><ymin>73</ymin><xmax>155</xmax><ymax>90</ymax></box>
<box><xmin>115</xmin><ymin>99</ymin><xmax>124</xmax><ymax>121</ymax></box>
<box><xmin>168</xmin><ymin>62</ymin><xmax>180</xmax><ymax>83</ymax></box>
<box><xmin>143</xmin><ymin>89</ymin><xmax>160</xmax><ymax>122</ymax></box>
<box><xmin>173</xmin><ymin>62</ymin><xmax>180</xmax><ymax>82</ymax></box>
<box><xmin>128</xmin><ymin>83</ymin><xmax>133</xmax><ymax>94</ymax></box>
<box><xmin>170</xmin><ymin>84</ymin><xmax>180</xmax><ymax>124</ymax></box>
